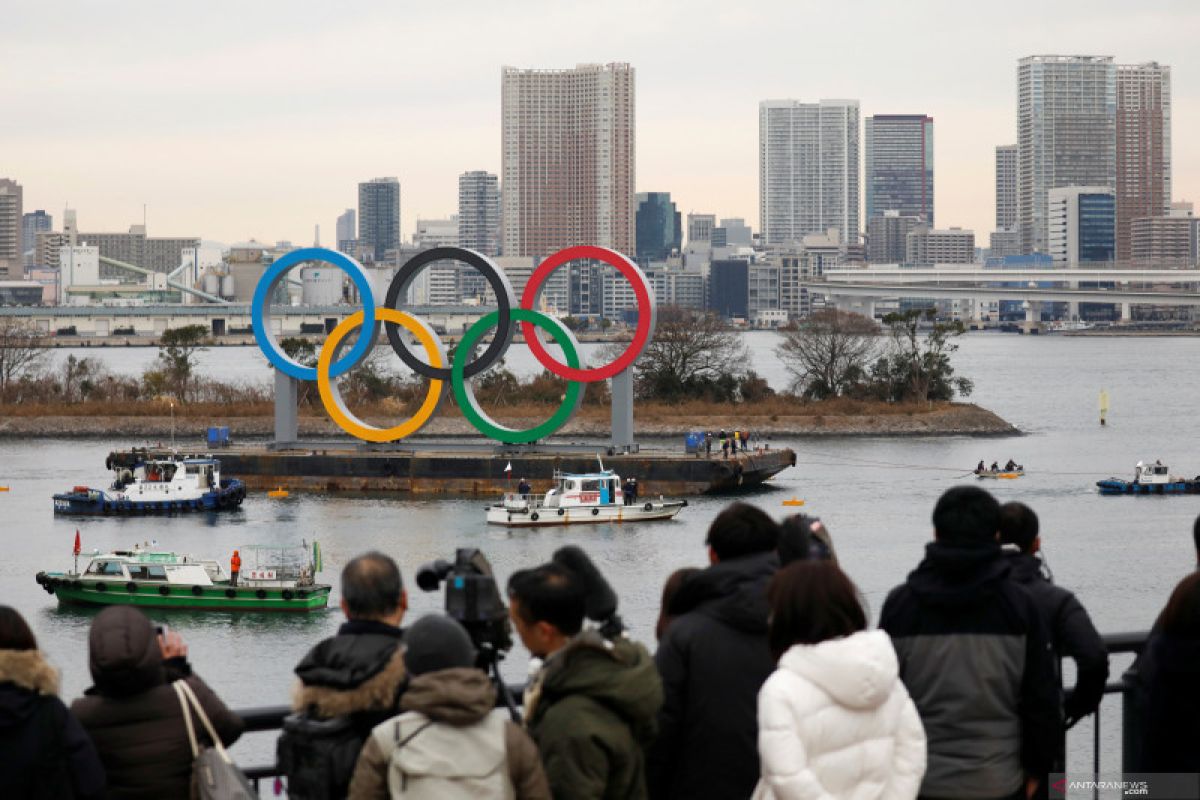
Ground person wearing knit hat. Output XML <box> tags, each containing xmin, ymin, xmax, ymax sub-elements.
<box><xmin>348</xmin><ymin>614</ymin><xmax>550</xmax><ymax>799</ymax></box>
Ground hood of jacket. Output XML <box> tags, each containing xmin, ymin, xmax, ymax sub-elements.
<box><xmin>399</xmin><ymin>667</ymin><xmax>496</xmax><ymax>725</ymax></box>
<box><xmin>905</xmin><ymin>541</ymin><xmax>1010</xmax><ymax>608</ymax></box>
<box><xmin>0</xmin><ymin>649</ymin><xmax>60</xmax><ymax>730</ymax></box>
<box><xmin>668</xmin><ymin>550</ymin><xmax>776</xmax><ymax>635</ymax></box>
<box><xmin>778</xmin><ymin>630</ymin><xmax>900</xmax><ymax>711</ymax></box>
<box><xmin>87</xmin><ymin>605</ymin><xmax>165</xmax><ymax>697</ymax></box>
<box><xmin>292</xmin><ymin>620</ymin><xmax>407</xmax><ymax>717</ymax></box>
<box><xmin>541</xmin><ymin>631</ymin><xmax>661</xmax><ymax>742</ymax></box>
<box><xmin>1005</xmin><ymin>552</ymin><xmax>1047</xmax><ymax>585</ymax></box>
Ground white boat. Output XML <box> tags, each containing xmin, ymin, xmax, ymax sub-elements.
<box><xmin>487</xmin><ymin>467</ymin><xmax>687</xmax><ymax>527</ymax></box>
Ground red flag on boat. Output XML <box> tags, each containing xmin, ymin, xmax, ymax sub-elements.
<box><xmin>73</xmin><ymin>530</ymin><xmax>81</xmax><ymax>555</ymax></box>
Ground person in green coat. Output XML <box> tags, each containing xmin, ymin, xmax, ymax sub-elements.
<box><xmin>508</xmin><ymin>562</ymin><xmax>663</xmax><ymax>800</ymax></box>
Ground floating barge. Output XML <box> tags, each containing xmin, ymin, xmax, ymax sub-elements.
<box><xmin>106</xmin><ymin>445</ymin><xmax>797</xmax><ymax>496</ymax></box>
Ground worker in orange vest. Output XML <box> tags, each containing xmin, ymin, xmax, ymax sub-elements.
<box><xmin>230</xmin><ymin>549</ymin><xmax>241</xmax><ymax>587</ymax></box>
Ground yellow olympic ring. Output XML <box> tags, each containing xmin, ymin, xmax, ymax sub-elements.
<box><xmin>317</xmin><ymin>309</ymin><xmax>446</xmax><ymax>443</ymax></box>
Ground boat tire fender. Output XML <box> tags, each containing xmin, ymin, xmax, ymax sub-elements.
<box><xmin>643</xmin><ymin>502</ymin><xmax>653</xmax><ymax>512</ymax></box>
<box><xmin>225</xmin><ymin>589</ymin><xmax>236</xmax><ymax>599</ymax></box>
<box><xmin>73</xmin><ymin>580</ymin><xmax>83</xmax><ymax>590</ymax></box>
<box><xmin>126</xmin><ymin>582</ymin><xmax>137</xmax><ymax>593</ymax></box>
<box><xmin>255</xmin><ymin>589</ymin><xmax>267</xmax><ymax>600</ymax></box>
<box><xmin>297</xmin><ymin>590</ymin><xmax>308</xmax><ymax>599</ymax></box>
<box><xmin>282</xmin><ymin>590</ymin><xmax>294</xmax><ymax>601</ymax></box>
<box><xmin>592</xmin><ymin>508</ymin><xmax>599</xmax><ymax>516</ymax></box>
<box><xmin>557</xmin><ymin>508</ymin><xmax>565</xmax><ymax>516</ymax></box>
<box><xmin>191</xmin><ymin>585</ymin><xmax>204</xmax><ymax>596</ymax></box>
<box><xmin>103</xmin><ymin>502</ymin><xmax>111</xmax><ymax>513</ymax></box>
<box><xmin>94</xmin><ymin>582</ymin><xmax>107</xmax><ymax>592</ymax></box>
<box><xmin>530</xmin><ymin>512</ymin><xmax>540</xmax><ymax>522</ymax></box>
<box><xmin>158</xmin><ymin>586</ymin><xmax>170</xmax><ymax>596</ymax></box>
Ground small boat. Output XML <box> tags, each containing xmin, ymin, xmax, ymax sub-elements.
<box><xmin>976</xmin><ymin>469</ymin><xmax>1024</xmax><ymax>480</ymax></box>
<box><xmin>1097</xmin><ymin>461</ymin><xmax>1200</xmax><ymax>496</ymax></box>
<box><xmin>53</xmin><ymin>456</ymin><xmax>246</xmax><ymax>515</ymax></box>
<box><xmin>35</xmin><ymin>543</ymin><xmax>329</xmax><ymax>612</ymax></box>
<box><xmin>487</xmin><ymin>467</ymin><xmax>687</xmax><ymax>527</ymax></box>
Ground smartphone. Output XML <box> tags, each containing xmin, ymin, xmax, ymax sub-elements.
<box><xmin>155</xmin><ymin>623</ymin><xmax>170</xmax><ymax>638</ymax></box>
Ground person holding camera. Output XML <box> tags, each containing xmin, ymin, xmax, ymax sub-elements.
<box><xmin>283</xmin><ymin>551</ymin><xmax>410</xmax><ymax>798</ymax></box>
<box><xmin>347</xmin><ymin>614</ymin><xmax>550</xmax><ymax>799</ymax></box>
<box><xmin>508</xmin><ymin>562</ymin><xmax>662</xmax><ymax>800</ymax></box>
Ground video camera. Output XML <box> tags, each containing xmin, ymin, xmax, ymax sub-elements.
<box><xmin>416</xmin><ymin>547</ymin><xmax>512</xmax><ymax>662</ymax></box>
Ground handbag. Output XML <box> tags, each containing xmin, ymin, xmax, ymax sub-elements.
<box><xmin>173</xmin><ymin>679</ymin><xmax>256</xmax><ymax>800</ymax></box>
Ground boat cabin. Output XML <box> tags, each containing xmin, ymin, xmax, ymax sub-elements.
<box><xmin>547</xmin><ymin>472</ymin><xmax>624</xmax><ymax>507</ymax></box>
<box><xmin>82</xmin><ymin>551</ymin><xmax>223</xmax><ymax>585</ymax></box>
<box><xmin>1135</xmin><ymin>461</ymin><xmax>1172</xmax><ymax>485</ymax></box>
<box><xmin>116</xmin><ymin>458</ymin><xmax>222</xmax><ymax>497</ymax></box>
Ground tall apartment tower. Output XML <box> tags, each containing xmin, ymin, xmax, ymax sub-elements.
<box><xmin>335</xmin><ymin>209</ymin><xmax>356</xmax><ymax>252</ymax></box>
<box><xmin>0</xmin><ymin>179</ymin><xmax>23</xmax><ymax>279</ymax></box>
<box><xmin>759</xmin><ymin>99</ymin><xmax>860</xmax><ymax>246</ymax></box>
<box><xmin>501</xmin><ymin>63</ymin><xmax>636</xmax><ymax>258</ymax></box>
<box><xmin>995</xmin><ymin>145</ymin><xmax>1018</xmax><ymax>230</ymax></box>
<box><xmin>864</xmin><ymin>114</ymin><xmax>934</xmax><ymax>225</ymax></box>
<box><xmin>358</xmin><ymin>177</ymin><xmax>401</xmax><ymax>262</ymax></box>
<box><xmin>458</xmin><ymin>171</ymin><xmax>501</xmax><ymax>256</ymax></box>
<box><xmin>1017</xmin><ymin>56</ymin><xmax>1116</xmax><ymax>255</ymax></box>
<box><xmin>22</xmin><ymin>210</ymin><xmax>52</xmax><ymax>267</ymax></box>
<box><xmin>1116</xmin><ymin>62</ymin><xmax>1171</xmax><ymax>263</ymax></box>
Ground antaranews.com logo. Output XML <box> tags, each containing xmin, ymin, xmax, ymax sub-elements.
<box><xmin>1050</xmin><ymin>773</ymin><xmax>1200</xmax><ymax>799</ymax></box>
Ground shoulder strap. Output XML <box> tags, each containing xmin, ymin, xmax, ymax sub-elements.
<box><xmin>173</xmin><ymin>681</ymin><xmax>200</xmax><ymax>759</ymax></box>
<box><xmin>176</xmin><ymin>680</ymin><xmax>233</xmax><ymax>764</ymax></box>
<box><xmin>393</xmin><ymin>717</ymin><xmax>435</xmax><ymax>750</ymax></box>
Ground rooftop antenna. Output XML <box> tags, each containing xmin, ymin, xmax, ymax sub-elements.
<box><xmin>314</xmin><ymin>224</ymin><xmax>320</xmax><ymax>247</ymax></box>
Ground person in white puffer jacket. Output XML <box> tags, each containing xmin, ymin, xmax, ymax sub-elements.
<box><xmin>753</xmin><ymin>561</ymin><xmax>926</xmax><ymax>800</ymax></box>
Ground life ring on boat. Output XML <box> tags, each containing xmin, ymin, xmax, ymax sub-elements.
<box><xmin>644</xmin><ymin>502</ymin><xmax>653</xmax><ymax>512</ymax></box>
<box><xmin>94</xmin><ymin>582</ymin><xmax>107</xmax><ymax>592</ymax></box>
<box><xmin>126</xmin><ymin>582</ymin><xmax>138</xmax><ymax>593</ymax></box>
<box><xmin>282</xmin><ymin>590</ymin><xmax>294</xmax><ymax>601</ymax></box>
<box><xmin>158</xmin><ymin>586</ymin><xmax>170</xmax><ymax>596</ymax></box>
<box><xmin>530</xmin><ymin>512</ymin><xmax>540</xmax><ymax>522</ymax></box>
<box><xmin>557</xmin><ymin>509</ymin><xmax>565</xmax><ymax>516</ymax></box>
<box><xmin>191</xmin><ymin>585</ymin><xmax>204</xmax><ymax>596</ymax></box>
<box><xmin>225</xmin><ymin>589</ymin><xmax>236</xmax><ymax>599</ymax></box>
<box><xmin>592</xmin><ymin>508</ymin><xmax>600</xmax><ymax>516</ymax></box>
<box><xmin>255</xmin><ymin>589</ymin><xmax>267</xmax><ymax>600</ymax></box>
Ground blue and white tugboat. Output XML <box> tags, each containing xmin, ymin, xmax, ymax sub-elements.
<box><xmin>53</xmin><ymin>456</ymin><xmax>246</xmax><ymax>515</ymax></box>
<box><xmin>487</xmin><ymin>464</ymin><xmax>687</xmax><ymax>528</ymax></box>
<box><xmin>1097</xmin><ymin>460</ymin><xmax>1200</xmax><ymax>496</ymax></box>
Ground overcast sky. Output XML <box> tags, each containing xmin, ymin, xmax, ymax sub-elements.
<box><xmin>2</xmin><ymin>0</ymin><xmax>1196</xmax><ymax>247</ymax></box>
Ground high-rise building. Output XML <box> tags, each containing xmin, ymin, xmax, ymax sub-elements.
<box><xmin>501</xmin><ymin>63</ymin><xmax>636</xmax><ymax>258</ymax></box>
<box><xmin>1131</xmin><ymin>204</ymin><xmax>1197</xmax><ymax>266</ymax></box>
<box><xmin>864</xmin><ymin>114</ymin><xmax>934</xmax><ymax>225</ymax></box>
<box><xmin>22</xmin><ymin>210</ymin><xmax>52</xmax><ymax>267</ymax></box>
<box><xmin>759</xmin><ymin>99</ymin><xmax>860</xmax><ymax>246</ymax></box>
<box><xmin>1018</xmin><ymin>56</ymin><xmax>1116</xmax><ymax>255</ymax></box>
<box><xmin>358</xmin><ymin>177</ymin><xmax>401</xmax><ymax>262</ymax></box>
<box><xmin>989</xmin><ymin>229</ymin><xmax>1022</xmax><ymax>259</ymax></box>
<box><xmin>76</xmin><ymin>222</ymin><xmax>199</xmax><ymax>279</ymax></box>
<box><xmin>867</xmin><ymin>211</ymin><xmax>922</xmax><ymax>263</ymax></box>
<box><xmin>335</xmin><ymin>209</ymin><xmax>356</xmax><ymax>253</ymax></box>
<box><xmin>906</xmin><ymin>228</ymin><xmax>976</xmax><ymax>265</ymax></box>
<box><xmin>0</xmin><ymin>179</ymin><xmax>23</xmax><ymax>279</ymax></box>
<box><xmin>412</xmin><ymin>217</ymin><xmax>462</xmax><ymax>305</ymax></box>
<box><xmin>686</xmin><ymin>213</ymin><xmax>716</xmax><ymax>246</ymax></box>
<box><xmin>720</xmin><ymin>218</ymin><xmax>753</xmax><ymax>247</ymax></box>
<box><xmin>995</xmin><ymin>145</ymin><xmax>1018</xmax><ymax>231</ymax></box>
<box><xmin>1116</xmin><ymin>62</ymin><xmax>1171</xmax><ymax>263</ymax></box>
<box><xmin>458</xmin><ymin>171</ymin><xmax>501</xmax><ymax>256</ymax></box>
<box><xmin>1047</xmin><ymin>187</ymin><xmax>1115</xmax><ymax>265</ymax></box>
<box><xmin>634</xmin><ymin>192</ymin><xmax>682</xmax><ymax>263</ymax></box>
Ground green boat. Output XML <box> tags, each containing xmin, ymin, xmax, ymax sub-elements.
<box><xmin>35</xmin><ymin>543</ymin><xmax>330</xmax><ymax>613</ymax></box>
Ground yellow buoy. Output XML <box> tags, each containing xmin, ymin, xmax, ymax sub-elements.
<box><xmin>267</xmin><ymin>488</ymin><xmax>289</xmax><ymax>499</ymax></box>
<box><xmin>0</xmin><ymin>486</ymin><xmax>9</xmax><ymax>492</ymax></box>
<box><xmin>782</xmin><ymin>497</ymin><xmax>805</xmax><ymax>507</ymax></box>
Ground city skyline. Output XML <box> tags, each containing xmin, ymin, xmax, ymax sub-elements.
<box><xmin>3</xmin><ymin>1</ymin><xmax>1198</xmax><ymax>248</ymax></box>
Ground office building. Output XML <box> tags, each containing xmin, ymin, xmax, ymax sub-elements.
<box><xmin>458</xmin><ymin>171</ymin><xmax>501</xmax><ymax>257</ymax></box>
<box><xmin>906</xmin><ymin>228</ymin><xmax>976</xmax><ymax>265</ymax></box>
<box><xmin>1047</xmin><ymin>187</ymin><xmax>1115</xmax><ymax>265</ymax></box>
<box><xmin>647</xmin><ymin>266</ymin><xmax>706</xmax><ymax>310</ymax></box>
<box><xmin>867</xmin><ymin>211</ymin><xmax>922</xmax><ymax>263</ymax></box>
<box><xmin>75</xmin><ymin>222</ymin><xmax>200</xmax><ymax>279</ymax></box>
<box><xmin>864</xmin><ymin>114</ymin><xmax>934</xmax><ymax>225</ymax></box>
<box><xmin>759</xmin><ymin>99</ymin><xmax>860</xmax><ymax>246</ymax></box>
<box><xmin>358</xmin><ymin>177</ymin><xmax>401</xmax><ymax>262</ymax></box>
<box><xmin>35</xmin><ymin>231</ymin><xmax>68</xmax><ymax>271</ymax></box>
<box><xmin>709</xmin><ymin>260</ymin><xmax>749</xmax><ymax>319</ymax></box>
<box><xmin>720</xmin><ymin>218</ymin><xmax>753</xmax><ymax>247</ymax></box>
<box><xmin>687</xmin><ymin>213</ymin><xmax>716</xmax><ymax>246</ymax></box>
<box><xmin>1116</xmin><ymin>62</ymin><xmax>1171</xmax><ymax>262</ymax></box>
<box><xmin>1018</xmin><ymin>56</ymin><xmax>1116</xmax><ymax>255</ymax></box>
<box><xmin>989</xmin><ymin>229</ymin><xmax>1023</xmax><ymax>259</ymax></box>
<box><xmin>1131</xmin><ymin>204</ymin><xmax>1198</xmax><ymax>265</ymax></box>
<box><xmin>411</xmin><ymin>217</ymin><xmax>464</xmax><ymax>306</ymax></box>
<box><xmin>0</xmin><ymin>179</ymin><xmax>22</xmax><ymax>279</ymax></box>
<box><xmin>748</xmin><ymin>262</ymin><xmax>781</xmax><ymax>319</ymax></box>
<box><xmin>634</xmin><ymin>192</ymin><xmax>682</xmax><ymax>263</ymax></box>
<box><xmin>500</xmin><ymin>256</ymin><xmax>570</xmax><ymax>314</ymax></box>
<box><xmin>335</xmin><ymin>209</ymin><xmax>356</xmax><ymax>254</ymax></box>
<box><xmin>501</xmin><ymin>63</ymin><xmax>635</xmax><ymax>258</ymax></box>
<box><xmin>22</xmin><ymin>210</ymin><xmax>52</xmax><ymax>266</ymax></box>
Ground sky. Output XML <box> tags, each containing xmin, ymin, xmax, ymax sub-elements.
<box><xmin>2</xmin><ymin>0</ymin><xmax>1197</xmax><ymax>247</ymax></box>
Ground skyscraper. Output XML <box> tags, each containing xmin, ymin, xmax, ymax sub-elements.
<box><xmin>995</xmin><ymin>145</ymin><xmax>1018</xmax><ymax>231</ymax></box>
<box><xmin>22</xmin><ymin>210</ymin><xmax>52</xmax><ymax>267</ymax></box>
<box><xmin>458</xmin><ymin>171</ymin><xmax>501</xmax><ymax>256</ymax></box>
<box><xmin>501</xmin><ymin>63</ymin><xmax>636</xmax><ymax>258</ymax></box>
<box><xmin>358</xmin><ymin>177</ymin><xmax>401</xmax><ymax>262</ymax></box>
<box><xmin>1116</xmin><ymin>62</ymin><xmax>1171</xmax><ymax>263</ymax></box>
<box><xmin>864</xmin><ymin>114</ymin><xmax>934</xmax><ymax>225</ymax></box>
<box><xmin>0</xmin><ymin>179</ymin><xmax>23</xmax><ymax>279</ymax></box>
<box><xmin>634</xmin><ymin>192</ymin><xmax>682</xmax><ymax>263</ymax></box>
<box><xmin>759</xmin><ymin>99</ymin><xmax>860</xmax><ymax>246</ymax></box>
<box><xmin>1017</xmin><ymin>56</ymin><xmax>1116</xmax><ymax>255</ymax></box>
<box><xmin>335</xmin><ymin>209</ymin><xmax>356</xmax><ymax>253</ymax></box>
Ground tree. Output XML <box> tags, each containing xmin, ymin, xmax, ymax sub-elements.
<box><xmin>280</xmin><ymin>337</ymin><xmax>318</xmax><ymax>405</ymax></box>
<box><xmin>630</xmin><ymin>306</ymin><xmax>749</xmax><ymax>401</ymax></box>
<box><xmin>0</xmin><ymin>318</ymin><xmax>47</xmax><ymax>393</ymax></box>
<box><xmin>153</xmin><ymin>325</ymin><xmax>209</xmax><ymax>401</ymax></box>
<box><xmin>775</xmin><ymin>310</ymin><xmax>878</xmax><ymax>399</ymax></box>
<box><xmin>871</xmin><ymin>308</ymin><xmax>973</xmax><ymax>403</ymax></box>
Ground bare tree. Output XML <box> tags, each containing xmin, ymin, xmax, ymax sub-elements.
<box><xmin>0</xmin><ymin>317</ymin><xmax>48</xmax><ymax>392</ymax></box>
<box><xmin>632</xmin><ymin>306</ymin><xmax>749</xmax><ymax>400</ymax></box>
<box><xmin>775</xmin><ymin>310</ymin><xmax>879</xmax><ymax>399</ymax></box>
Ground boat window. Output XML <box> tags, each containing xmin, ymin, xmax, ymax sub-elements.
<box><xmin>146</xmin><ymin>565</ymin><xmax>167</xmax><ymax>580</ymax></box>
<box><xmin>86</xmin><ymin>561</ymin><xmax>124</xmax><ymax>576</ymax></box>
<box><xmin>582</xmin><ymin>479</ymin><xmax>603</xmax><ymax>492</ymax></box>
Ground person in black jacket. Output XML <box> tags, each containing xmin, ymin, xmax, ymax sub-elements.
<box><xmin>648</xmin><ymin>502</ymin><xmax>779</xmax><ymax>800</ymax></box>
<box><xmin>880</xmin><ymin>486</ymin><xmax>1059</xmax><ymax>800</ymax></box>
<box><xmin>0</xmin><ymin>606</ymin><xmax>105</xmax><ymax>800</ymax></box>
<box><xmin>1136</xmin><ymin>571</ymin><xmax>1200</xmax><ymax>771</ymax></box>
<box><xmin>999</xmin><ymin>502</ymin><xmax>1109</xmax><ymax>732</ymax></box>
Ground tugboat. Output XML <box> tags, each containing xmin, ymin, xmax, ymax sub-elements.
<box><xmin>53</xmin><ymin>456</ymin><xmax>246</xmax><ymax>515</ymax></box>
<box><xmin>487</xmin><ymin>466</ymin><xmax>687</xmax><ymax>528</ymax></box>
<box><xmin>1097</xmin><ymin>461</ymin><xmax>1200</xmax><ymax>495</ymax></box>
<box><xmin>35</xmin><ymin>540</ymin><xmax>329</xmax><ymax>612</ymax></box>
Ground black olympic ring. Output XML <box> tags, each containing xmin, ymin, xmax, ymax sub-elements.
<box><xmin>383</xmin><ymin>246</ymin><xmax>517</xmax><ymax>381</ymax></box>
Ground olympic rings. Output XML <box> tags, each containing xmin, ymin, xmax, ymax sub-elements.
<box><xmin>454</xmin><ymin>309</ymin><xmax>584</xmax><ymax>444</ymax></box>
<box><xmin>249</xmin><ymin>245</ymin><xmax>656</xmax><ymax>444</ymax></box>
<box><xmin>521</xmin><ymin>246</ymin><xmax>656</xmax><ymax>382</ymax></box>
<box><xmin>318</xmin><ymin>309</ymin><xmax>446</xmax><ymax>443</ymax></box>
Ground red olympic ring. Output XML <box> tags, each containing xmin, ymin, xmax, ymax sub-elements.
<box><xmin>520</xmin><ymin>245</ymin><xmax>654</xmax><ymax>382</ymax></box>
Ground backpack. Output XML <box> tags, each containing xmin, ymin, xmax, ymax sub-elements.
<box><xmin>277</xmin><ymin>712</ymin><xmax>366</xmax><ymax>800</ymax></box>
<box><xmin>377</xmin><ymin>709</ymin><xmax>514</xmax><ymax>800</ymax></box>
